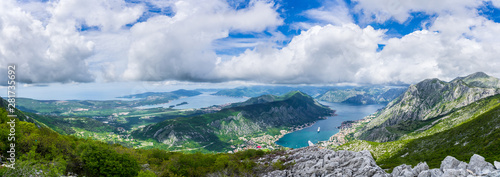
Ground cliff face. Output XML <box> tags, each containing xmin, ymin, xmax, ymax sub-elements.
<box><xmin>131</xmin><ymin>91</ymin><xmax>335</xmax><ymax>152</ymax></box>
<box><xmin>357</xmin><ymin>72</ymin><xmax>500</xmax><ymax>142</ymax></box>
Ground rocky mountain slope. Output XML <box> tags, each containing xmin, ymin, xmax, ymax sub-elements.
<box><xmin>260</xmin><ymin>147</ymin><xmax>500</xmax><ymax>177</ymax></box>
<box><xmin>131</xmin><ymin>91</ymin><xmax>335</xmax><ymax>152</ymax></box>
<box><xmin>338</xmin><ymin>94</ymin><xmax>500</xmax><ymax>169</ymax></box>
<box><xmin>357</xmin><ymin>72</ymin><xmax>500</xmax><ymax>142</ymax></box>
<box><xmin>317</xmin><ymin>86</ymin><xmax>407</xmax><ymax>105</ymax></box>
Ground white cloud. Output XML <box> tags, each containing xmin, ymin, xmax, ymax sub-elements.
<box><xmin>0</xmin><ymin>0</ymin><xmax>144</xmax><ymax>85</ymax></box>
<box><xmin>353</xmin><ymin>0</ymin><xmax>484</xmax><ymax>23</ymax></box>
<box><xmin>492</xmin><ymin>0</ymin><xmax>500</xmax><ymax>7</ymax></box>
<box><xmin>0</xmin><ymin>0</ymin><xmax>94</xmax><ymax>85</ymax></box>
<box><xmin>122</xmin><ymin>0</ymin><xmax>283</xmax><ymax>81</ymax></box>
<box><xmin>360</xmin><ymin>14</ymin><xmax>500</xmax><ymax>84</ymax></box>
<box><xmin>50</xmin><ymin>0</ymin><xmax>144</xmax><ymax>32</ymax></box>
<box><xmin>2</xmin><ymin>0</ymin><xmax>500</xmax><ymax>86</ymax></box>
<box><xmin>305</xmin><ymin>0</ymin><xmax>353</xmax><ymax>25</ymax></box>
<box><xmin>214</xmin><ymin>24</ymin><xmax>385</xmax><ymax>84</ymax></box>
<box><xmin>214</xmin><ymin>11</ymin><xmax>500</xmax><ymax>84</ymax></box>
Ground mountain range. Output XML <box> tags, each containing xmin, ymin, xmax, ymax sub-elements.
<box><xmin>317</xmin><ymin>86</ymin><xmax>407</xmax><ymax>104</ymax></box>
<box><xmin>333</xmin><ymin>72</ymin><xmax>500</xmax><ymax>170</ymax></box>
<box><xmin>1</xmin><ymin>72</ymin><xmax>499</xmax><ymax>176</ymax></box>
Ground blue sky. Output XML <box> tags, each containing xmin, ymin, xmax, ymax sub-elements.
<box><xmin>2</xmin><ymin>0</ymin><xmax>500</xmax><ymax>87</ymax></box>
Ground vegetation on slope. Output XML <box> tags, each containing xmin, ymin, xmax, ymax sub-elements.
<box><xmin>338</xmin><ymin>94</ymin><xmax>500</xmax><ymax>170</ymax></box>
<box><xmin>357</xmin><ymin>72</ymin><xmax>500</xmax><ymax>142</ymax></box>
<box><xmin>132</xmin><ymin>91</ymin><xmax>334</xmax><ymax>152</ymax></box>
<box><xmin>0</xmin><ymin>106</ymin><xmax>293</xmax><ymax>176</ymax></box>
<box><xmin>16</xmin><ymin>89</ymin><xmax>202</xmax><ymax>116</ymax></box>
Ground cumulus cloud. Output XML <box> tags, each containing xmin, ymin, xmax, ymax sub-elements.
<box><xmin>214</xmin><ymin>24</ymin><xmax>385</xmax><ymax>84</ymax></box>
<box><xmin>0</xmin><ymin>0</ymin><xmax>94</xmax><ymax>85</ymax></box>
<box><xmin>50</xmin><ymin>0</ymin><xmax>144</xmax><ymax>32</ymax></box>
<box><xmin>2</xmin><ymin>0</ymin><xmax>500</xmax><ymax>86</ymax></box>
<box><xmin>211</xmin><ymin>0</ymin><xmax>500</xmax><ymax>84</ymax></box>
<box><xmin>0</xmin><ymin>0</ymin><xmax>143</xmax><ymax>85</ymax></box>
<box><xmin>352</xmin><ymin>0</ymin><xmax>484</xmax><ymax>23</ymax></box>
<box><xmin>122</xmin><ymin>0</ymin><xmax>283</xmax><ymax>81</ymax></box>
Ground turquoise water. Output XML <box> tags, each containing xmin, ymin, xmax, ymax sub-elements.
<box><xmin>275</xmin><ymin>101</ymin><xmax>385</xmax><ymax>148</ymax></box>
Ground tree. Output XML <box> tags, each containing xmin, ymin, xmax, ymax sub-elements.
<box><xmin>78</xmin><ymin>142</ymin><xmax>140</xmax><ymax>177</ymax></box>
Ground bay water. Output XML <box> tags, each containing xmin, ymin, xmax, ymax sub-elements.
<box><xmin>275</xmin><ymin>101</ymin><xmax>385</xmax><ymax>148</ymax></box>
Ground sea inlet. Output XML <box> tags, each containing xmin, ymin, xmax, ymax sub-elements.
<box><xmin>275</xmin><ymin>101</ymin><xmax>385</xmax><ymax>148</ymax></box>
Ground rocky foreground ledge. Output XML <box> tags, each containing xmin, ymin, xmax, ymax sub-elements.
<box><xmin>260</xmin><ymin>147</ymin><xmax>500</xmax><ymax>177</ymax></box>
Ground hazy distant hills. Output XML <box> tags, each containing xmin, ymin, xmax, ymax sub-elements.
<box><xmin>317</xmin><ymin>87</ymin><xmax>407</xmax><ymax>104</ymax></box>
<box><xmin>131</xmin><ymin>91</ymin><xmax>335</xmax><ymax>152</ymax></box>
<box><xmin>212</xmin><ymin>85</ymin><xmax>337</xmax><ymax>98</ymax></box>
<box><xmin>213</xmin><ymin>85</ymin><xmax>408</xmax><ymax>105</ymax></box>
<box><xmin>117</xmin><ymin>89</ymin><xmax>202</xmax><ymax>99</ymax></box>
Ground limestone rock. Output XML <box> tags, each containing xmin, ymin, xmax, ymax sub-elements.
<box><xmin>413</xmin><ymin>162</ymin><xmax>429</xmax><ymax>176</ymax></box>
<box><xmin>417</xmin><ymin>169</ymin><xmax>444</xmax><ymax>177</ymax></box>
<box><xmin>392</xmin><ymin>164</ymin><xmax>413</xmax><ymax>177</ymax></box>
<box><xmin>467</xmin><ymin>154</ymin><xmax>496</xmax><ymax>175</ymax></box>
<box><xmin>440</xmin><ymin>156</ymin><xmax>467</xmax><ymax>171</ymax></box>
<box><xmin>442</xmin><ymin>169</ymin><xmax>468</xmax><ymax>177</ymax></box>
<box><xmin>261</xmin><ymin>149</ymin><xmax>500</xmax><ymax>177</ymax></box>
<box><xmin>262</xmin><ymin>147</ymin><xmax>390</xmax><ymax>177</ymax></box>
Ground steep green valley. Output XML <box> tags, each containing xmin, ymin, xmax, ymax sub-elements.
<box><xmin>132</xmin><ymin>91</ymin><xmax>335</xmax><ymax>152</ymax></box>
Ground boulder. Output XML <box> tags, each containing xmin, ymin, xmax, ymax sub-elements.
<box><xmin>412</xmin><ymin>162</ymin><xmax>429</xmax><ymax>176</ymax></box>
<box><xmin>261</xmin><ymin>147</ymin><xmax>390</xmax><ymax>177</ymax></box>
<box><xmin>417</xmin><ymin>169</ymin><xmax>443</xmax><ymax>177</ymax></box>
<box><xmin>467</xmin><ymin>154</ymin><xmax>496</xmax><ymax>175</ymax></box>
<box><xmin>261</xmin><ymin>148</ymin><xmax>500</xmax><ymax>177</ymax></box>
<box><xmin>442</xmin><ymin>169</ymin><xmax>468</xmax><ymax>177</ymax></box>
<box><xmin>392</xmin><ymin>164</ymin><xmax>413</xmax><ymax>177</ymax></box>
<box><xmin>440</xmin><ymin>156</ymin><xmax>467</xmax><ymax>171</ymax></box>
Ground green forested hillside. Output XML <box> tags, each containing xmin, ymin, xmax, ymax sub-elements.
<box><xmin>0</xmin><ymin>106</ymin><xmax>287</xmax><ymax>177</ymax></box>
<box><xmin>132</xmin><ymin>91</ymin><xmax>334</xmax><ymax>152</ymax></box>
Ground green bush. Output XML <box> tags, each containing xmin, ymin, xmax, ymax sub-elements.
<box><xmin>78</xmin><ymin>142</ymin><xmax>140</xmax><ymax>177</ymax></box>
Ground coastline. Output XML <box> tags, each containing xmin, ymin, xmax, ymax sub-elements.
<box><xmin>317</xmin><ymin>114</ymin><xmax>377</xmax><ymax>147</ymax></box>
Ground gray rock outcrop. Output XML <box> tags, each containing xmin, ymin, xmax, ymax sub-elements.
<box><xmin>261</xmin><ymin>147</ymin><xmax>390</xmax><ymax>177</ymax></box>
<box><xmin>261</xmin><ymin>147</ymin><xmax>500</xmax><ymax>177</ymax></box>
<box><xmin>468</xmin><ymin>154</ymin><xmax>496</xmax><ymax>175</ymax></box>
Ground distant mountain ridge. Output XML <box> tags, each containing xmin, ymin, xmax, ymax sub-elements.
<box><xmin>356</xmin><ymin>72</ymin><xmax>500</xmax><ymax>142</ymax></box>
<box><xmin>117</xmin><ymin>89</ymin><xmax>202</xmax><ymax>99</ymax></box>
<box><xmin>212</xmin><ymin>86</ymin><xmax>337</xmax><ymax>98</ymax></box>
<box><xmin>132</xmin><ymin>91</ymin><xmax>335</xmax><ymax>152</ymax></box>
<box><xmin>317</xmin><ymin>87</ymin><xmax>407</xmax><ymax>104</ymax></box>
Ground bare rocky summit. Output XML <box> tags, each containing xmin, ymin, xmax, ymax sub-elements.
<box><xmin>260</xmin><ymin>147</ymin><xmax>500</xmax><ymax>177</ymax></box>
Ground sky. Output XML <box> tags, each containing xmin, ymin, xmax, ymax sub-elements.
<box><xmin>2</xmin><ymin>0</ymin><xmax>500</xmax><ymax>87</ymax></box>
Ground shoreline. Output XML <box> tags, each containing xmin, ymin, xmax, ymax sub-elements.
<box><xmin>317</xmin><ymin>114</ymin><xmax>377</xmax><ymax>147</ymax></box>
